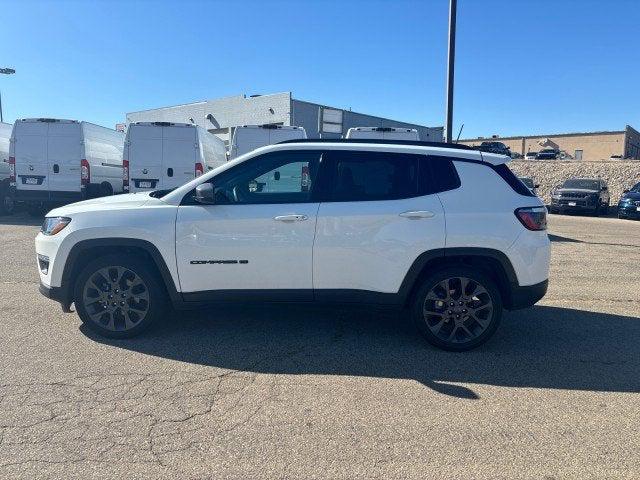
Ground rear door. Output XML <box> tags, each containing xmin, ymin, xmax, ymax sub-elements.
<box><xmin>162</xmin><ymin>125</ymin><xmax>197</xmax><ymax>189</ymax></box>
<box><xmin>129</xmin><ymin>125</ymin><xmax>162</xmax><ymax>191</ymax></box>
<box><xmin>47</xmin><ymin>121</ymin><xmax>82</xmax><ymax>193</ymax></box>
<box><xmin>14</xmin><ymin>121</ymin><xmax>49</xmax><ymax>192</ymax></box>
<box><xmin>312</xmin><ymin>150</ymin><xmax>446</xmax><ymax>299</ymax></box>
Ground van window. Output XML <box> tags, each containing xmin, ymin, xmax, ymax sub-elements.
<box><xmin>212</xmin><ymin>151</ymin><xmax>321</xmax><ymax>204</ymax></box>
<box><xmin>326</xmin><ymin>151</ymin><xmax>421</xmax><ymax>201</ymax></box>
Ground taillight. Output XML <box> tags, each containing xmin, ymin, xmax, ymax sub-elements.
<box><xmin>301</xmin><ymin>164</ymin><xmax>310</xmax><ymax>192</ymax></box>
<box><xmin>81</xmin><ymin>159</ymin><xmax>90</xmax><ymax>185</ymax></box>
<box><xmin>195</xmin><ymin>162</ymin><xmax>204</xmax><ymax>177</ymax></box>
<box><xmin>123</xmin><ymin>159</ymin><xmax>129</xmax><ymax>190</ymax></box>
<box><xmin>8</xmin><ymin>156</ymin><xmax>15</xmax><ymax>183</ymax></box>
<box><xmin>515</xmin><ymin>207</ymin><xmax>547</xmax><ymax>231</ymax></box>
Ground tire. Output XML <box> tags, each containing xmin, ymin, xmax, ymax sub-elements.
<box><xmin>0</xmin><ymin>191</ymin><xmax>14</xmax><ymax>216</ymax></box>
<box><xmin>99</xmin><ymin>182</ymin><xmax>114</xmax><ymax>197</ymax></box>
<box><xmin>411</xmin><ymin>267</ymin><xmax>503</xmax><ymax>351</ymax></box>
<box><xmin>74</xmin><ymin>254</ymin><xmax>166</xmax><ymax>338</ymax></box>
<box><xmin>27</xmin><ymin>202</ymin><xmax>46</xmax><ymax>217</ymax></box>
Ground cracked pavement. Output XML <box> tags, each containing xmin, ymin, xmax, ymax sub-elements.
<box><xmin>0</xmin><ymin>212</ymin><xmax>639</xmax><ymax>479</ymax></box>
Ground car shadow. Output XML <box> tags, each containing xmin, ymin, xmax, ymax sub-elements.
<box><xmin>82</xmin><ymin>304</ymin><xmax>640</xmax><ymax>399</ymax></box>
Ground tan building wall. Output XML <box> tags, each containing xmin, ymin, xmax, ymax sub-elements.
<box><xmin>460</xmin><ymin>126</ymin><xmax>640</xmax><ymax>161</ymax></box>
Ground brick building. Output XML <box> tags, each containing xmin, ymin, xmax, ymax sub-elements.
<box><xmin>460</xmin><ymin>125</ymin><xmax>640</xmax><ymax>160</ymax></box>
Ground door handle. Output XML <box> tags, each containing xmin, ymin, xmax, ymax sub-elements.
<box><xmin>399</xmin><ymin>210</ymin><xmax>435</xmax><ymax>219</ymax></box>
<box><xmin>53</xmin><ymin>164</ymin><xmax>59</xmax><ymax>174</ymax></box>
<box><xmin>274</xmin><ymin>214</ymin><xmax>308</xmax><ymax>222</ymax></box>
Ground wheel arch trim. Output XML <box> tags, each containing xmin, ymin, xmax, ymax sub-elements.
<box><xmin>60</xmin><ymin>238</ymin><xmax>181</xmax><ymax>306</ymax></box>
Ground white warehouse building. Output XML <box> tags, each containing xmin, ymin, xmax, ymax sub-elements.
<box><xmin>125</xmin><ymin>92</ymin><xmax>442</xmax><ymax>145</ymax></box>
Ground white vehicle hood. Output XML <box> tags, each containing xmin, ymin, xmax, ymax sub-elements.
<box><xmin>47</xmin><ymin>192</ymin><xmax>164</xmax><ymax>217</ymax></box>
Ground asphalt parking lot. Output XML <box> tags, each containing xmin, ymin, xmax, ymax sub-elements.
<box><xmin>0</xmin><ymin>212</ymin><xmax>639</xmax><ymax>479</ymax></box>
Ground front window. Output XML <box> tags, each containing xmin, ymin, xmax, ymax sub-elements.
<box><xmin>562</xmin><ymin>179</ymin><xmax>600</xmax><ymax>190</ymax></box>
<box><xmin>210</xmin><ymin>151</ymin><xmax>321</xmax><ymax>204</ymax></box>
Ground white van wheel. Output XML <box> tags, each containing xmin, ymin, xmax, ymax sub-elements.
<box><xmin>100</xmin><ymin>182</ymin><xmax>114</xmax><ymax>197</ymax></box>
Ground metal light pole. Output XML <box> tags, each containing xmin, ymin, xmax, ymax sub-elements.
<box><xmin>0</xmin><ymin>67</ymin><xmax>16</xmax><ymax>123</ymax></box>
<box><xmin>444</xmin><ymin>0</ymin><xmax>457</xmax><ymax>143</ymax></box>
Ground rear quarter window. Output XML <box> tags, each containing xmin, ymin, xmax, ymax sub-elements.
<box><xmin>491</xmin><ymin>163</ymin><xmax>536</xmax><ymax>197</ymax></box>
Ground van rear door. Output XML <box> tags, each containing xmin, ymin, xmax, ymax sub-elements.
<box><xmin>14</xmin><ymin>121</ymin><xmax>49</xmax><ymax>192</ymax></box>
<box><xmin>129</xmin><ymin>124</ymin><xmax>162</xmax><ymax>191</ymax></box>
<box><xmin>162</xmin><ymin>125</ymin><xmax>197</xmax><ymax>189</ymax></box>
<box><xmin>269</xmin><ymin>126</ymin><xmax>304</xmax><ymax>144</ymax></box>
<box><xmin>47</xmin><ymin>121</ymin><xmax>82</xmax><ymax>193</ymax></box>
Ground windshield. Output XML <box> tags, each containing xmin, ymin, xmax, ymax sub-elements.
<box><xmin>519</xmin><ymin>178</ymin><xmax>534</xmax><ymax>188</ymax></box>
<box><xmin>562</xmin><ymin>179</ymin><xmax>600</xmax><ymax>190</ymax></box>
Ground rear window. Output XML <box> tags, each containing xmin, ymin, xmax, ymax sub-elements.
<box><xmin>492</xmin><ymin>164</ymin><xmax>535</xmax><ymax>197</ymax></box>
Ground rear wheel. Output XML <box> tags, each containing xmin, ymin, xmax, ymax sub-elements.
<box><xmin>0</xmin><ymin>190</ymin><xmax>14</xmax><ymax>215</ymax></box>
<box><xmin>99</xmin><ymin>182</ymin><xmax>114</xmax><ymax>197</ymax></box>
<box><xmin>412</xmin><ymin>267</ymin><xmax>503</xmax><ymax>351</ymax></box>
<box><xmin>74</xmin><ymin>254</ymin><xmax>165</xmax><ymax>338</ymax></box>
<box><xmin>26</xmin><ymin>202</ymin><xmax>46</xmax><ymax>217</ymax></box>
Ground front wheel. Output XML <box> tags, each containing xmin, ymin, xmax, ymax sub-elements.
<box><xmin>411</xmin><ymin>267</ymin><xmax>503</xmax><ymax>351</ymax></box>
<box><xmin>74</xmin><ymin>254</ymin><xmax>165</xmax><ymax>338</ymax></box>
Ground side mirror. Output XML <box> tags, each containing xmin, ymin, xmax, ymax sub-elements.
<box><xmin>601</xmin><ymin>186</ymin><xmax>608</xmax><ymax>191</ymax></box>
<box><xmin>194</xmin><ymin>183</ymin><xmax>215</xmax><ymax>204</ymax></box>
<box><xmin>623</xmin><ymin>189</ymin><xmax>630</xmax><ymax>193</ymax></box>
<box><xmin>534</xmin><ymin>184</ymin><xmax>540</xmax><ymax>189</ymax></box>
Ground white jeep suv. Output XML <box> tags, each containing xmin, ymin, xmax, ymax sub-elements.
<box><xmin>35</xmin><ymin>140</ymin><xmax>550</xmax><ymax>351</ymax></box>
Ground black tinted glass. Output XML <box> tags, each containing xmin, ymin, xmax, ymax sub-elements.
<box><xmin>328</xmin><ymin>151</ymin><xmax>420</xmax><ymax>201</ymax></box>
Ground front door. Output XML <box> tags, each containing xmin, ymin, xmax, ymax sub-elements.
<box><xmin>175</xmin><ymin>150</ymin><xmax>323</xmax><ymax>300</ymax></box>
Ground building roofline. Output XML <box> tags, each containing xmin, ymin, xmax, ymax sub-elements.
<box><xmin>126</xmin><ymin>92</ymin><xmax>292</xmax><ymax>116</ymax></box>
<box><xmin>460</xmin><ymin>128</ymin><xmax>633</xmax><ymax>142</ymax></box>
<box><xmin>292</xmin><ymin>97</ymin><xmax>441</xmax><ymax>130</ymax></box>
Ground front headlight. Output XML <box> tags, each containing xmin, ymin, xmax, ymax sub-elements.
<box><xmin>41</xmin><ymin>217</ymin><xmax>71</xmax><ymax>236</ymax></box>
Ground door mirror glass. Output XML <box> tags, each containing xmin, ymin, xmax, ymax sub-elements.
<box><xmin>194</xmin><ymin>183</ymin><xmax>215</xmax><ymax>204</ymax></box>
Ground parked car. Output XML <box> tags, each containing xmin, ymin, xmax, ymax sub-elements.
<box><xmin>124</xmin><ymin>122</ymin><xmax>226</xmax><ymax>193</ymax></box>
<box><xmin>0</xmin><ymin>122</ymin><xmax>14</xmax><ymax>215</ymax></box>
<box><xmin>228</xmin><ymin>124</ymin><xmax>306</xmax><ymax>160</ymax></box>
<box><xmin>476</xmin><ymin>141</ymin><xmax>511</xmax><ymax>157</ymax></box>
<box><xmin>549</xmin><ymin>178</ymin><xmax>610</xmax><ymax>215</ymax></box>
<box><xmin>35</xmin><ymin>139</ymin><xmax>550</xmax><ymax>351</ymax></box>
<box><xmin>10</xmin><ymin>118</ymin><xmax>124</xmax><ymax>215</ymax></box>
<box><xmin>617</xmin><ymin>182</ymin><xmax>640</xmax><ymax>220</ymax></box>
<box><xmin>524</xmin><ymin>151</ymin><xmax>538</xmax><ymax>160</ymax></box>
<box><xmin>535</xmin><ymin>148</ymin><xmax>560</xmax><ymax>160</ymax></box>
<box><xmin>345</xmin><ymin>127</ymin><xmax>419</xmax><ymax>141</ymax></box>
<box><xmin>518</xmin><ymin>176</ymin><xmax>539</xmax><ymax>196</ymax></box>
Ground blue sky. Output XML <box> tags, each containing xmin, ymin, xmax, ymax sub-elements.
<box><xmin>0</xmin><ymin>0</ymin><xmax>638</xmax><ymax>138</ymax></box>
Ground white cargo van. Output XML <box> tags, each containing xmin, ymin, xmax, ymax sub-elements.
<box><xmin>229</xmin><ymin>124</ymin><xmax>306</xmax><ymax>160</ymax></box>
<box><xmin>345</xmin><ymin>126</ymin><xmax>420</xmax><ymax>141</ymax></box>
<box><xmin>10</xmin><ymin>119</ymin><xmax>124</xmax><ymax>212</ymax></box>
<box><xmin>124</xmin><ymin>122</ymin><xmax>226</xmax><ymax>193</ymax></box>
<box><xmin>0</xmin><ymin>122</ymin><xmax>14</xmax><ymax>214</ymax></box>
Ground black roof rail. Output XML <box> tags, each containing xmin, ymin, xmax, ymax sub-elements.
<box><xmin>276</xmin><ymin>138</ymin><xmax>474</xmax><ymax>150</ymax></box>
